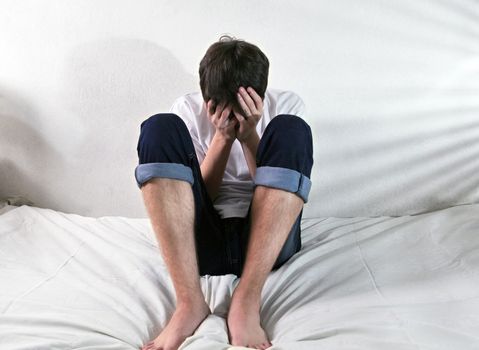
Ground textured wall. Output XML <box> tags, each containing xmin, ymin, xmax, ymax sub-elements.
<box><xmin>1</xmin><ymin>0</ymin><xmax>478</xmax><ymax>218</ymax></box>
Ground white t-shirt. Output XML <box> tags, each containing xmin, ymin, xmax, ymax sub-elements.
<box><xmin>169</xmin><ymin>88</ymin><xmax>306</xmax><ymax>219</ymax></box>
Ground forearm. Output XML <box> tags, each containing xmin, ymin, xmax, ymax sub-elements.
<box><xmin>241</xmin><ymin>131</ymin><xmax>259</xmax><ymax>179</ymax></box>
<box><xmin>200</xmin><ymin>133</ymin><xmax>234</xmax><ymax>201</ymax></box>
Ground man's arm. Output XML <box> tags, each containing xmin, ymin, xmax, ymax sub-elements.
<box><xmin>240</xmin><ymin>132</ymin><xmax>259</xmax><ymax>179</ymax></box>
<box><xmin>234</xmin><ymin>86</ymin><xmax>264</xmax><ymax>179</ymax></box>
<box><xmin>200</xmin><ymin>101</ymin><xmax>237</xmax><ymax>201</ymax></box>
<box><xmin>201</xmin><ymin>133</ymin><xmax>234</xmax><ymax>201</ymax></box>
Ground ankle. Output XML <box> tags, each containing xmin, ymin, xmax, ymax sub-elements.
<box><xmin>232</xmin><ymin>287</ymin><xmax>261</xmax><ymax>309</ymax></box>
<box><xmin>176</xmin><ymin>293</ymin><xmax>207</xmax><ymax>309</ymax></box>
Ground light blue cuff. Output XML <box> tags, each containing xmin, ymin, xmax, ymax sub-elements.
<box><xmin>254</xmin><ymin>166</ymin><xmax>312</xmax><ymax>203</ymax></box>
<box><xmin>135</xmin><ymin>163</ymin><xmax>194</xmax><ymax>188</ymax></box>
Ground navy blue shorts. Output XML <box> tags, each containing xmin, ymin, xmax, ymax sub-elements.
<box><xmin>135</xmin><ymin>113</ymin><xmax>313</xmax><ymax>277</ymax></box>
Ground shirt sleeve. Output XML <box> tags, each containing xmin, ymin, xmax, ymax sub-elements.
<box><xmin>169</xmin><ymin>97</ymin><xmax>206</xmax><ymax>165</ymax></box>
<box><xmin>277</xmin><ymin>91</ymin><xmax>307</xmax><ymax>119</ymax></box>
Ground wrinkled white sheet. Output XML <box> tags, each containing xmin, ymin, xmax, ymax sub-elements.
<box><xmin>1</xmin><ymin>204</ymin><xmax>478</xmax><ymax>349</ymax></box>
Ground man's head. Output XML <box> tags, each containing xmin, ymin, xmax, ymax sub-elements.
<box><xmin>199</xmin><ymin>35</ymin><xmax>269</xmax><ymax>115</ymax></box>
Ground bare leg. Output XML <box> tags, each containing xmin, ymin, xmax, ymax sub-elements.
<box><xmin>227</xmin><ymin>186</ymin><xmax>303</xmax><ymax>349</ymax></box>
<box><xmin>140</xmin><ymin>178</ymin><xmax>210</xmax><ymax>350</ymax></box>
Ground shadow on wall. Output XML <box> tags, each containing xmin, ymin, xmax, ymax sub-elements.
<box><xmin>60</xmin><ymin>37</ymin><xmax>197</xmax><ymax>121</ymax></box>
<box><xmin>0</xmin><ymin>89</ymin><xmax>61</xmax><ymax>207</ymax></box>
<box><xmin>56</xmin><ymin>37</ymin><xmax>198</xmax><ymax>217</ymax></box>
<box><xmin>1</xmin><ymin>38</ymin><xmax>198</xmax><ymax>217</ymax></box>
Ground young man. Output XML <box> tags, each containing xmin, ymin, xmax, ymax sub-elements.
<box><xmin>135</xmin><ymin>35</ymin><xmax>313</xmax><ymax>350</ymax></box>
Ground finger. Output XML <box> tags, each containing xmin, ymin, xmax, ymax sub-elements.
<box><xmin>219</xmin><ymin>106</ymin><xmax>233</xmax><ymax>126</ymax></box>
<box><xmin>212</xmin><ymin>102</ymin><xmax>226</xmax><ymax>122</ymax></box>
<box><xmin>247</xmin><ymin>87</ymin><xmax>263</xmax><ymax>109</ymax></box>
<box><xmin>233</xmin><ymin>109</ymin><xmax>245</xmax><ymax>122</ymax></box>
<box><xmin>219</xmin><ymin>105</ymin><xmax>232</xmax><ymax>121</ymax></box>
<box><xmin>216</xmin><ymin>101</ymin><xmax>228</xmax><ymax>117</ymax></box>
<box><xmin>237</xmin><ymin>91</ymin><xmax>251</xmax><ymax>117</ymax></box>
<box><xmin>207</xmin><ymin>100</ymin><xmax>216</xmax><ymax>118</ymax></box>
<box><xmin>238</xmin><ymin>86</ymin><xmax>257</xmax><ymax>114</ymax></box>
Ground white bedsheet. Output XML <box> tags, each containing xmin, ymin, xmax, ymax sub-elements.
<box><xmin>1</xmin><ymin>204</ymin><xmax>478</xmax><ymax>349</ymax></box>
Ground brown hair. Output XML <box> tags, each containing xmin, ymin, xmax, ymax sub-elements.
<box><xmin>199</xmin><ymin>34</ymin><xmax>269</xmax><ymax>113</ymax></box>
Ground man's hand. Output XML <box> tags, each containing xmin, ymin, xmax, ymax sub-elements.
<box><xmin>206</xmin><ymin>100</ymin><xmax>237</xmax><ymax>143</ymax></box>
<box><xmin>234</xmin><ymin>86</ymin><xmax>263</xmax><ymax>178</ymax></box>
<box><xmin>233</xmin><ymin>86</ymin><xmax>263</xmax><ymax>143</ymax></box>
<box><xmin>201</xmin><ymin>100</ymin><xmax>237</xmax><ymax>201</ymax></box>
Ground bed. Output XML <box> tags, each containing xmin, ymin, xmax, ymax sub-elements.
<box><xmin>1</xmin><ymin>202</ymin><xmax>478</xmax><ymax>349</ymax></box>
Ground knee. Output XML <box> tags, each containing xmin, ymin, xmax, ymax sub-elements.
<box><xmin>257</xmin><ymin>114</ymin><xmax>314</xmax><ymax>177</ymax></box>
<box><xmin>138</xmin><ymin>113</ymin><xmax>189</xmax><ymax>146</ymax></box>
<box><xmin>270</xmin><ymin>114</ymin><xmax>311</xmax><ymax>132</ymax></box>
<box><xmin>266</xmin><ymin>114</ymin><xmax>312</xmax><ymax>144</ymax></box>
<box><xmin>140</xmin><ymin>113</ymin><xmax>186</xmax><ymax>134</ymax></box>
<box><xmin>136</xmin><ymin>112</ymin><xmax>195</xmax><ymax>165</ymax></box>
<box><xmin>261</xmin><ymin>114</ymin><xmax>313</xmax><ymax>154</ymax></box>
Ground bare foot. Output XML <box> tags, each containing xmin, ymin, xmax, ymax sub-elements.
<box><xmin>141</xmin><ymin>299</ymin><xmax>210</xmax><ymax>350</ymax></box>
<box><xmin>227</xmin><ymin>290</ymin><xmax>272</xmax><ymax>349</ymax></box>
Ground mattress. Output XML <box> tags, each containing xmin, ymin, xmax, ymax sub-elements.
<box><xmin>1</xmin><ymin>203</ymin><xmax>478</xmax><ymax>349</ymax></box>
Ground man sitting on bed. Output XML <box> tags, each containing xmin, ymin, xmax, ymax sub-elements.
<box><xmin>135</xmin><ymin>35</ymin><xmax>314</xmax><ymax>350</ymax></box>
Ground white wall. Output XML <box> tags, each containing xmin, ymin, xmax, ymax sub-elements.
<box><xmin>1</xmin><ymin>0</ymin><xmax>478</xmax><ymax>219</ymax></box>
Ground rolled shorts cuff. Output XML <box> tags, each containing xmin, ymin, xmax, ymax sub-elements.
<box><xmin>254</xmin><ymin>166</ymin><xmax>312</xmax><ymax>203</ymax></box>
<box><xmin>135</xmin><ymin>163</ymin><xmax>194</xmax><ymax>188</ymax></box>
